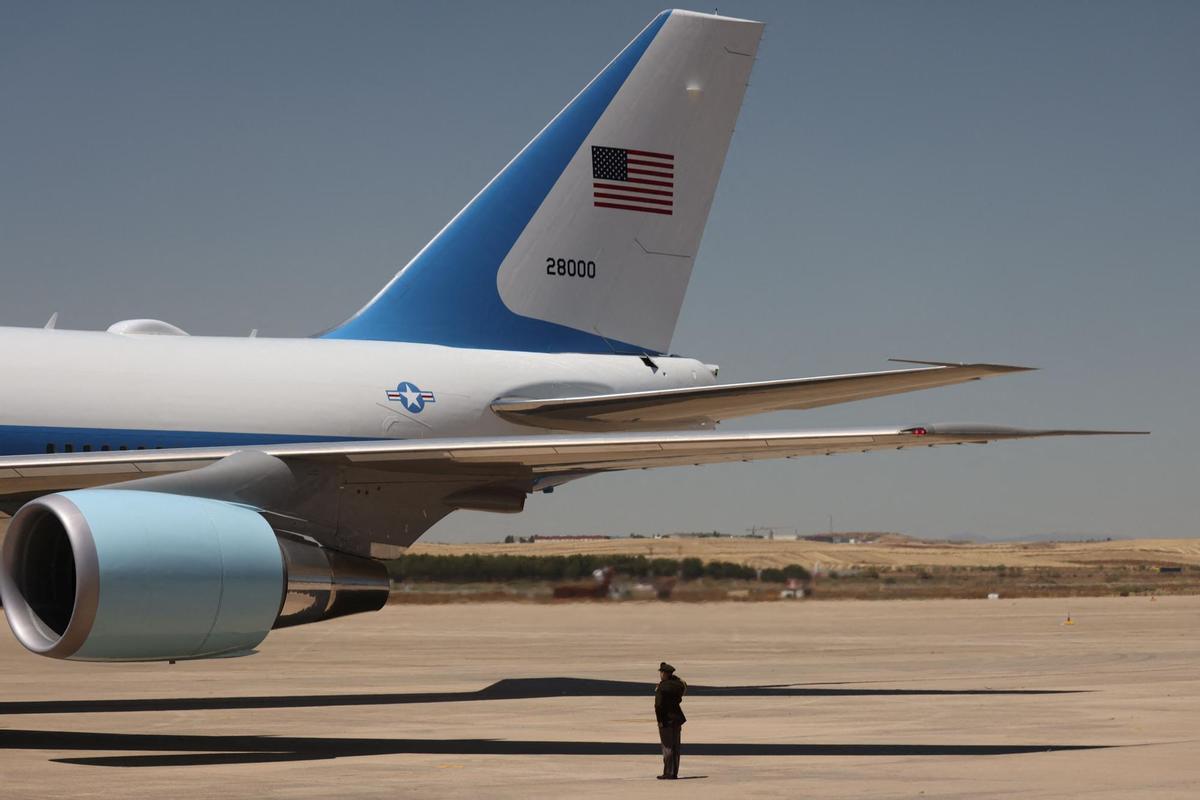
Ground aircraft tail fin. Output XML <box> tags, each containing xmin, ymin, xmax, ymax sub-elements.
<box><xmin>322</xmin><ymin>10</ymin><xmax>763</xmax><ymax>354</ymax></box>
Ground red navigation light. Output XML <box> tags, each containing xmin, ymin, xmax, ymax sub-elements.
<box><xmin>910</xmin><ymin>427</ymin><xmax>928</xmax><ymax>436</ymax></box>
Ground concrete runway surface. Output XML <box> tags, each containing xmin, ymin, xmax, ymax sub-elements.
<box><xmin>2</xmin><ymin>596</ymin><xmax>1198</xmax><ymax>798</ymax></box>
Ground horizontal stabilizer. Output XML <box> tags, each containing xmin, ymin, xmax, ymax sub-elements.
<box><xmin>491</xmin><ymin>362</ymin><xmax>1034</xmax><ymax>431</ymax></box>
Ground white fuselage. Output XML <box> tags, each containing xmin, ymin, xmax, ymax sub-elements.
<box><xmin>0</xmin><ymin>326</ymin><xmax>715</xmax><ymax>455</ymax></box>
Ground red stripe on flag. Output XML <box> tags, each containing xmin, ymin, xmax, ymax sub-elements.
<box><xmin>595</xmin><ymin>201</ymin><xmax>673</xmax><ymax>215</ymax></box>
<box><xmin>626</xmin><ymin>149</ymin><xmax>674</xmax><ymax>160</ymax></box>
<box><xmin>593</xmin><ymin>182</ymin><xmax>673</xmax><ymax>197</ymax></box>
<box><xmin>626</xmin><ymin>177</ymin><xmax>673</xmax><ymax>187</ymax></box>
<box><xmin>627</xmin><ymin>158</ymin><xmax>673</xmax><ymax>169</ymax></box>
<box><xmin>593</xmin><ymin>192</ymin><xmax>673</xmax><ymax>206</ymax></box>
<box><xmin>628</xmin><ymin>167</ymin><xmax>673</xmax><ymax>178</ymax></box>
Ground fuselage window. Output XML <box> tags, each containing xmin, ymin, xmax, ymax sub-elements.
<box><xmin>82</xmin><ymin>444</ymin><xmax>92</xmax><ymax>452</ymax></box>
<box><xmin>45</xmin><ymin>443</ymin><xmax>55</xmax><ymax>454</ymax></box>
<box><xmin>100</xmin><ymin>445</ymin><xmax>110</xmax><ymax>451</ymax></box>
<box><xmin>119</xmin><ymin>445</ymin><xmax>128</xmax><ymax>451</ymax></box>
<box><xmin>64</xmin><ymin>444</ymin><xmax>74</xmax><ymax>453</ymax></box>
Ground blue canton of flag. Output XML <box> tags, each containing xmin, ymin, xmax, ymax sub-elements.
<box><xmin>386</xmin><ymin>381</ymin><xmax>436</xmax><ymax>413</ymax></box>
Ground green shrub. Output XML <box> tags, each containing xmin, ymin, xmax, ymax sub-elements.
<box><xmin>781</xmin><ymin>563</ymin><xmax>811</xmax><ymax>581</ymax></box>
<box><xmin>703</xmin><ymin>560</ymin><xmax>756</xmax><ymax>580</ymax></box>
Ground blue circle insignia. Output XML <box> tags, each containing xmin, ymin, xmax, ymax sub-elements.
<box><xmin>386</xmin><ymin>381</ymin><xmax>435</xmax><ymax>414</ymax></box>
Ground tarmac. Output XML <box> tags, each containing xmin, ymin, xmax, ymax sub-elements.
<box><xmin>2</xmin><ymin>595</ymin><xmax>1198</xmax><ymax>798</ymax></box>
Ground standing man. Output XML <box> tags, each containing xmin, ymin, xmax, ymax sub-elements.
<box><xmin>654</xmin><ymin>661</ymin><xmax>687</xmax><ymax>779</ymax></box>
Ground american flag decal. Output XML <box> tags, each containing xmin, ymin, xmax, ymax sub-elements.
<box><xmin>591</xmin><ymin>145</ymin><xmax>674</xmax><ymax>216</ymax></box>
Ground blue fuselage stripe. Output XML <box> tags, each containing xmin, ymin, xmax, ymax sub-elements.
<box><xmin>0</xmin><ymin>424</ymin><xmax>364</xmax><ymax>457</ymax></box>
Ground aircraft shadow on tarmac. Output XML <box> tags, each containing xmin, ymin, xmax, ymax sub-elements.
<box><xmin>0</xmin><ymin>729</ymin><xmax>1112</xmax><ymax>768</ymax></box>
<box><xmin>0</xmin><ymin>677</ymin><xmax>1105</xmax><ymax>768</ymax></box>
<box><xmin>0</xmin><ymin>676</ymin><xmax>1084</xmax><ymax>716</ymax></box>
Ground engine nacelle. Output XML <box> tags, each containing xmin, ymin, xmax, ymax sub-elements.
<box><xmin>0</xmin><ymin>489</ymin><xmax>388</xmax><ymax>661</ymax></box>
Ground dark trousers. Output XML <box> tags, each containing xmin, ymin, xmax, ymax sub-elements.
<box><xmin>659</xmin><ymin>723</ymin><xmax>682</xmax><ymax>777</ymax></box>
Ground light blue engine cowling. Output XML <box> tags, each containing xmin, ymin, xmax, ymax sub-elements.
<box><xmin>0</xmin><ymin>489</ymin><xmax>389</xmax><ymax>661</ymax></box>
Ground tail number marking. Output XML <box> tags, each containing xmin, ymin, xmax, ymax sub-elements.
<box><xmin>546</xmin><ymin>257</ymin><xmax>596</xmax><ymax>279</ymax></box>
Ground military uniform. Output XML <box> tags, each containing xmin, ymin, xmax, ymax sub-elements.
<box><xmin>654</xmin><ymin>662</ymin><xmax>687</xmax><ymax>779</ymax></box>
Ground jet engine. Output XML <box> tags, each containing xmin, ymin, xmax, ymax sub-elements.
<box><xmin>0</xmin><ymin>489</ymin><xmax>388</xmax><ymax>661</ymax></box>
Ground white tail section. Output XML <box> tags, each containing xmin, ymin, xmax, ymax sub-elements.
<box><xmin>496</xmin><ymin>11</ymin><xmax>762</xmax><ymax>353</ymax></box>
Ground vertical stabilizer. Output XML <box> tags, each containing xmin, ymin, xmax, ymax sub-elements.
<box><xmin>323</xmin><ymin>10</ymin><xmax>763</xmax><ymax>354</ymax></box>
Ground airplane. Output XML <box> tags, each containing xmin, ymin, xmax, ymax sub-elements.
<box><xmin>0</xmin><ymin>10</ymin><xmax>1141</xmax><ymax>663</ymax></box>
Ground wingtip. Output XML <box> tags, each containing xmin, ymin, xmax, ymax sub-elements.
<box><xmin>888</xmin><ymin>358</ymin><xmax>1037</xmax><ymax>373</ymax></box>
<box><xmin>916</xmin><ymin>424</ymin><xmax>1149</xmax><ymax>438</ymax></box>
<box><xmin>1040</xmin><ymin>429</ymin><xmax>1151</xmax><ymax>437</ymax></box>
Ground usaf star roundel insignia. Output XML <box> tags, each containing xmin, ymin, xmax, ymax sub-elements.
<box><xmin>386</xmin><ymin>381</ymin><xmax>436</xmax><ymax>414</ymax></box>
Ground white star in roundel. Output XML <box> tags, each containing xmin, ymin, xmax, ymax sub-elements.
<box><xmin>388</xmin><ymin>381</ymin><xmax>430</xmax><ymax>413</ymax></box>
<box><xmin>397</xmin><ymin>384</ymin><xmax>419</xmax><ymax>409</ymax></box>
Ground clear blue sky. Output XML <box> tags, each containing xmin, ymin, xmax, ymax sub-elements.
<box><xmin>1</xmin><ymin>1</ymin><xmax>1196</xmax><ymax>541</ymax></box>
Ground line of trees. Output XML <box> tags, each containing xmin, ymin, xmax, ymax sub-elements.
<box><xmin>386</xmin><ymin>553</ymin><xmax>811</xmax><ymax>584</ymax></box>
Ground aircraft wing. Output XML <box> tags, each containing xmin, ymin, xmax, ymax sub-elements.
<box><xmin>0</xmin><ymin>424</ymin><xmax>1145</xmax><ymax>553</ymax></box>
<box><xmin>0</xmin><ymin>424</ymin><xmax>1144</xmax><ymax>498</ymax></box>
<box><xmin>491</xmin><ymin>361</ymin><xmax>1034</xmax><ymax>430</ymax></box>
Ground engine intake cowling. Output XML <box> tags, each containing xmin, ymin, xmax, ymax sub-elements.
<box><xmin>0</xmin><ymin>489</ymin><xmax>388</xmax><ymax>661</ymax></box>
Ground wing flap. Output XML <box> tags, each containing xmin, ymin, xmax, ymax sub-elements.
<box><xmin>491</xmin><ymin>362</ymin><xmax>1034</xmax><ymax>431</ymax></box>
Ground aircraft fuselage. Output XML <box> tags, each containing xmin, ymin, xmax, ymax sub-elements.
<box><xmin>0</xmin><ymin>326</ymin><xmax>715</xmax><ymax>456</ymax></box>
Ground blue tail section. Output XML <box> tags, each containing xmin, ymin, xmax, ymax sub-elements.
<box><xmin>321</xmin><ymin>12</ymin><xmax>670</xmax><ymax>354</ymax></box>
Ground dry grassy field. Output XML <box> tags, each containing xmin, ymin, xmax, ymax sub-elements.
<box><xmin>411</xmin><ymin>534</ymin><xmax>1200</xmax><ymax>570</ymax></box>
